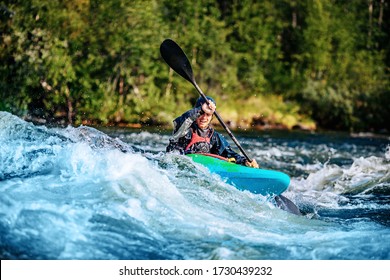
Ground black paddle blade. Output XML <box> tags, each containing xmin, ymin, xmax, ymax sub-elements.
<box><xmin>160</xmin><ymin>39</ymin><xmax>195</xmax><ymax>84</ymax></box>
<box><xmin>275</xmin><ymin>195</ymin><xmax>302</xmax><ymax>216</ymax></box>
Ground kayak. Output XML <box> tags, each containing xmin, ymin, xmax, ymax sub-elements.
<box><xmin>186</xmin><ymin>153</ymin><xmax>290</xmax><ymax>196</ymax></box>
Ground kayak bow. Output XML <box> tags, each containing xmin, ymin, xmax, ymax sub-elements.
<box><xmin>187</xmin><ymin>153</ymin><xmax>290</xmax><ymax>196</ymax></box>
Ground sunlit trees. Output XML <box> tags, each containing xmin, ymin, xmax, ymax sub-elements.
<box><xmin>1</xmin><ymin>0</ymin><xmax>389</xmax><ymax>131</ymax></box>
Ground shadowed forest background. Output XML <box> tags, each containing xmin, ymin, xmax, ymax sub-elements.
<box><xmin>1</xmin><ymin>0</ymin><xmax>389</xmax><ymax>132</ymax></box>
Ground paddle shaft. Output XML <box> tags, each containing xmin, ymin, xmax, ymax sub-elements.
<box><xmin>192</xmin><ymin>82</ymin><xmax>252</xmax><ymax>162</ymax></box>
<box><xmin>160</xmin><ymin>39</ymin><xmax>252</xmax><ymax>162</ymax></box>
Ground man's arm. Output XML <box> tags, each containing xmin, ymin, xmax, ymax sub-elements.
<box><xmin>212</xmin><ymin>133</ymin><xmax>247</xmax><ymax>164</ymax></box>
<box><xmin>212</xmin><ymin>133</ymin><xmax>259</xmax><ymax>167</ymax></box>
<box><xmin>166</xmin><ymin>107</ymin><xmax>202</xmax><ymax>152</ymax></box>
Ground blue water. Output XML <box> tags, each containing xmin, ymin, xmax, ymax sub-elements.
<box><xmin>1</xmin><ymin>111</ymin><xmax>389</xmax><ymax>260</ymax></box>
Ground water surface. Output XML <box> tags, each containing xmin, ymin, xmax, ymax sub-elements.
<box><xmin>1</xmin><ymin>111</ymin><xmax>389</xmax><ymax>259</ymax></box>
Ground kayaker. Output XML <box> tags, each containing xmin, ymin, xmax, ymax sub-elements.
<box><xmin>166</xmin><ymin>96</ymin><xmax>259</xmax><ymax>168</ymax></box>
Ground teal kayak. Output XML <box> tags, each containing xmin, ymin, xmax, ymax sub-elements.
<box><xmin>187</xmin><ymin>153</ymin><xmax>290</xmax><ymax>196</ymax></box>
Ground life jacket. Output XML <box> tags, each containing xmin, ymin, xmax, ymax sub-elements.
<box><xmin>185</xmin><ymin>128</ymin><xmax>214</xmax><ymax>153</ymax></box>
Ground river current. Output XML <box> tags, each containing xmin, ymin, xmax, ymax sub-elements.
<box><xmin>1</xmin><ymin>111</ymin><xmax>389</xmax><ymax>260</ymax></box>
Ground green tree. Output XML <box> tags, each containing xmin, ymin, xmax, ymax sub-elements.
<box><xmin>160</xmin><ymin>0</ymin><xmax>236</xmax><ymax>110</ymax></box>
<box><xmin>296</xmin><ymin>0</ymin><xmax>389</xmax><ymax>131</ymax></box>
<box><xmin>1</xmin><ymin>0</ymin><xmax>389</xmax><ymax>132</ymax></box>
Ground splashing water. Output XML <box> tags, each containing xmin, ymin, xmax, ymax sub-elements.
<box><xmin>1</xmin><ymin>111</ymin><xmax>389</xmax><ymax>260</ymax></box>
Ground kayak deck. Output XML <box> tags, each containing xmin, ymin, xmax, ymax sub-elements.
<box><xmin>187</xmin><ymin>153</ymin><xmax>290</xmax><ymax>196</ymax></box>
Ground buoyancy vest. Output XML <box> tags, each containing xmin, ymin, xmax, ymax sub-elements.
<box><xmin>185</xmin><ymin>128</ymin><xmax>214</xmax><ymax>153</ymax></box>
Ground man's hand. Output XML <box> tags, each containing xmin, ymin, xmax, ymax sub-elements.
<box><xmin>245</xmin><ymin>159</ymin><xmax>259</xmax><ymax>168</ymax></box>
<box><xmin>202</xmin><ymin>100</ymin><xmax>216</xmax><ymax>115</ymax></box>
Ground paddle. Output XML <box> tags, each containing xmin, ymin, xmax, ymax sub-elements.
<box><xmin>160</xmin><ymin>39</ymin><xmax>301</xmax><ymax>215</ymax></box>
<box><xmin>160</xmin><ymin>39</ymin><xmax>252</xmax><ymax>162</ymax></box>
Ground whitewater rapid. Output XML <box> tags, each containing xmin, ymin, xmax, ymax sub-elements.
<box><xmin>1</xmin><ymin>111</ymin><xmax>389</xmax><ymax>259</ymax></box>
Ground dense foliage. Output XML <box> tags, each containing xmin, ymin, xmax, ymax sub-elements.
<box><xmin>1</xmin><ymin>0</ymin><xmax>389</xmax><ymax>132</ymax></box>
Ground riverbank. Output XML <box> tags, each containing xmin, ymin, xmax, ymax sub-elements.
<box><xmin>19</xmin><ymin>92</ymin><xmax>390</xmax><ymax>135</ymax></box>
<box><xmin>91</xmin><ymin>95</ymin><xmax>316</xmax><ymax>132</ymax></box>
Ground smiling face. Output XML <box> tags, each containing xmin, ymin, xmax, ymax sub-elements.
<box><xmin>196</xmin><ymin>113</ymin><xmax>213</xmax><ymax>129</ymax></box>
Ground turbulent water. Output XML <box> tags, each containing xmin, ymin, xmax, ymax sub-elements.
<box><xmin>1</xmin><ymin>111</ymin><xmax>389</xmax><ymax>260</ymax></box>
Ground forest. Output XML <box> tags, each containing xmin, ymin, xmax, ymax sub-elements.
<box><xmin>1</xmin><ymin>0</ymin><xmax>389</xmax><ymax>132</ymax></box>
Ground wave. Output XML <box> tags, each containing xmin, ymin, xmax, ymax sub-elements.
<box><xmin>289</xmin><ymin>147</ymin><xmax>390</xmax><ymax>197</ymax></box>
<box><xmin>0</xmin><ymin>112</ymin><xmax>300</xmax><ymax>259</ymax></box>
<box><xmin>1</xmin><ymin>111</ymin><xmax>389</xmax><ymax>260</ymax></box>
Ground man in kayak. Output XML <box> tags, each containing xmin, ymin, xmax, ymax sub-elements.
<box><xmin>166</xmin><ymin>96</ymin><xmax>259</xmax><ymax>168</ymax></box>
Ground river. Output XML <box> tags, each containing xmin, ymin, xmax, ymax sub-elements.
<box><xmin>1</xmin><ymin>111</ymin><xmax>389</xmax><ymax>260</ymax></box>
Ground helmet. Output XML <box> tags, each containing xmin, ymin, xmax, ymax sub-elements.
<box><xmin>194</xmin><ymin>96</ymin><xmax>216</xmax><ymax>108</ymax></box>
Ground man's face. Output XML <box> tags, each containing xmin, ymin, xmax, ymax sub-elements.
<box><xmin>196</xmin><ymin>113</ymin><xmax>213</xmax><ymax>129</ymax></box>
